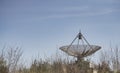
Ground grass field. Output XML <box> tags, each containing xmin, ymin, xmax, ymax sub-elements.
<box><xmin>0</xmin><ymin>46</ymin><xmax>120</xmax><ymax>73</ymax></box>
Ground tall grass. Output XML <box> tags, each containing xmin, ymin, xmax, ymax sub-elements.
<box><xmin>0</xmin><ymin>46</ymin><xmax>120</xmax><ymax>73</ymax></box>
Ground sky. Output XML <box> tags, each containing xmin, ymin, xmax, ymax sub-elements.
<box><xmin>0</xmin><ymin>0</ymin><xmax>120</xmax><ymax>65</ymax></box>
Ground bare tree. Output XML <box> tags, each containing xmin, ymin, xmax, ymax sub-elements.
<box><xmin>6</xmin><ymin>47</ymin><xmax>23</xmax><ymax>73</ymax></box>
<box><xmin>99</xmin><ymin>46</ymin><xmax>120</xmax><ymax>72</ymax></box>
<box><xmin>110</xmin><ymin>46</ymin><xmax>120</xmax><ymax>72</ymax></box>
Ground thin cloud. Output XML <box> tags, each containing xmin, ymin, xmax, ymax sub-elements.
<box><xmin>39</xmin><ymin>8</ymin><xmax>117</xmax><ymax>20</ymax></box>
<box><xmin>52</xmin><ymin>6</ymin><xmax>89</xmax><ymax>12</ymax></box>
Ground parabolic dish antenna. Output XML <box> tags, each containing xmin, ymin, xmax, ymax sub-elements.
<box><xmin>59</xmin><ymin>31</ymin><xmax>101</xmax><ymax>60</ymax></box>
<box><xmin>60</xmin><ymin>45</ymin><xmax>101</xmax><ymax>59</ymax></box>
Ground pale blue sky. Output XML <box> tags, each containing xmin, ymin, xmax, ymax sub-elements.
<box><xmin>0</xmin><ymin>0</ymin><xmax>120</xmax><ymax>65</ymax></box>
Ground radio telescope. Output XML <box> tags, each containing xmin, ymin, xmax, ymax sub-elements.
<box><xmin>59</xmin><ymin>32</ymin><xmax>101</xmax><ymax>61</ymax></box>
